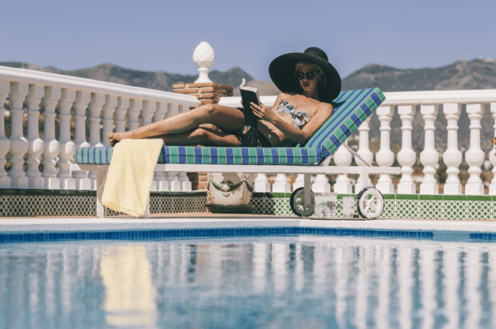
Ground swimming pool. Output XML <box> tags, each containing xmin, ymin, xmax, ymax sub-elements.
<box><xmin>1</xmin><ymin>229</ymin><xmax>495</xmax><ymax>329</ymax></box>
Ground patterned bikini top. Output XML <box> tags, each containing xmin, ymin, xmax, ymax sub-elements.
<box><xmin>274</xmin><ymin>100</ymin><xmax>310</xmax><ymax>129</ymax></box>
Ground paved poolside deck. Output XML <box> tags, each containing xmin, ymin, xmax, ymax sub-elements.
<box><xmin>2</xmin><ymin>215</ymin><xmax>496</xmax><ymax>235</ymax></box>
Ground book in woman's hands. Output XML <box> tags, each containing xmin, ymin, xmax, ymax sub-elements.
<box><xmin>239</xmin><ymin>78</ymin><xmax>260</xmax><ymax>110</ymax></box>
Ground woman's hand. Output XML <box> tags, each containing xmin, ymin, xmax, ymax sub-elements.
<box><xmin>250</xmin><ymin>102</ymin><xmax>277</xmax><ymax>123</ymax></box>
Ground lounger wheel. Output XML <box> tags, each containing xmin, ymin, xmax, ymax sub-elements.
<box><xmin>356</xmin><ymin>187</ymin><xmax>384</xmax><ymax>220</ymax></box>
<box><xmin>290</xmin><ymin>187</ymin><xmax>315</xmax><ymax>217</ymax></box>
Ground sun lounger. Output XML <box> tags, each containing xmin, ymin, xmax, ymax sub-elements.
<box><xmin>70</xmin><ymin>88</ymin><xmax>400</xmax><ymax>219</ymax></box>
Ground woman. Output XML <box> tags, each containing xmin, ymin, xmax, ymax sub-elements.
<box><xmin>107</xmin><ymin>47</ymin><xmax>341</xmax><ymax>148</ymax></box>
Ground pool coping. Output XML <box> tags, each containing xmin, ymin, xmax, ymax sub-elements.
<box><xmin>2</xmin><ymin>216</ymin><xmax>496</xmax><ymax>234</ymax></box>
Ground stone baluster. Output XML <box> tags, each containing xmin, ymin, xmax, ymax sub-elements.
<box><xmin>312</xmin><ymin>174</ymin><xmax>330</xmax><ymax>193</ymax></box>
<box><xmin>73</xmin><ymin>91</ymin><xmax>91</xmax><ymax>190</ymax></box>
<box><xmin>57</xmin><ymin>89</ymin><xmax>76</xmax><ymax>190</ymax></box>
<box><xmin>8</xmin><ymin>82</ymin><xmax>29</xmax><ymax>188</ymax></box>
<box><xmin>142</xmin><ymin>99</ymin><xmax>163</xmax><ymax>191</ymax></box>
<box><xmin>153</xmin><ymin>101</ymin><xmax>168</xmax><ymax>191</ymax></box>
<box><xmin>25</xmin><ymin>84</ymin><xmax>45</xmax><ymax>189</ymax></box>
<box><xmin>292</xmin><ymin>174</ymin><xmax>305</xmax><ymax>191</ymax></box>
<box><xmin>42</xmin><ymin>86</ymin><xmax>62</xmax><ymax>189</ymax></box>
<box><xmin>102</xmin><ymin>95</ymin><xmax>117</xmax><ymax>147</ymax></box>
<box><xmin>115</xmin><ymin>97</ymin><xmax>129</xmax><ymax>133</ymax></box>
<box><xmin>0</xmin><ymin>81</ymin><xmax>10</xmax><ymax>187</ymax></box>
<box><xmin>178</xmin><ymin>172</ymin><xmax>192</xmax><ymax>191</ymax></box>
<box><xmin>464</xmin><ymin>104</ymin><xmax>484</xmax><ymax>195</ymax></box>
<box><xmin>375</xmin><ymin>106</ymin><xmax>395</xmax><ymax>193</ymax></box>
<box><xmin>165</xmin><ymin>103</ymin><xmax>181</xmax><ymax>190</ymax></box>
<box><xmin>333</xmin><ymin>141</ymin><xmax>353</xmax><ymax>193</ymax></box>
<box><xmin>396</xmin><ymin>105</ymin><xmax>416</xmax><ymax>194</ymax></box>
<box><xmin>489</xmin><ymin>103</ymin><xmax>496</xmax><ymax>194</ymax></box>
<box><xmin>442</xmin><ymin>103</ymin><xmax>463</xmax><ymax>195</ymax></box>
<box><xmin>272</xmin><ymin>174</ymin><xmax>291</xmax><ymax>193</ymax></box>
<box><xmin>254</xmin><ymin>173</ymin><xmax>271</xmax><ymax>192</ymax></box>
<box><xmin>354</xmin><ymin>116</ymin><xmax>374</xmax><ymax>192</ymax></box>
<box><xmin>128</xmin><ymin>99</ymin><xmax>142</xmax><ymax>131</ymax></box>
<box><xmin>175</xmin><ymin>104</ymin><xmax>192</xmax><ymax>191</ymax></box>
<box><xmin>419</xmin><ymin>105</ymin><xmax>439</xmax><ymax>194</ymax></box>
<box><xmin>88</xmin><ymin>93</ymin><xmax>105</xmax><ymax>190</ymax></box>
<box><xmin>167</xmin><ymin>102</ymin><xmax>179</xmax><ymax>118</ymax></box>
<box><xmin>166</xmin><ymin>171</ymin><xmax>181</xmax><ymax>191</ymax></box>
<box><xmin>141</xmin><ymin>100</ymin><xmax>156</xmax><ymax>127</ymax></box>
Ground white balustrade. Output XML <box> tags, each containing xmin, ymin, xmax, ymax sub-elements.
<box><xmin>312</xmin><ymin>174</ymin><xmax>330</xmax><ymax>193</ymax></box>
<box><xmin>272</xmin><ymin>174</ymin><xmax>291</xmax><ymax>193</ymax></box>
<box><xmin>58</xmin><ymin>89</ymin><xmax>76</xmax><ymax>190</ymax></box>
<box><xmin>443</xmin><ymin>103</ymin><xmax>463</xmax><ymax>194</ymax></box>
<box><xmin>3</xmin><ymin>60</ymin><xmax>496</xmax><ymax>197</ymax></box>
<box><xmin>354</xmin><ymin>116</ymin><xmax>373</xmax><ymax>192</ymax></box>
<box><xmin>490</xmin><ymin>103</ymin><xmax>496</xmax><ymax>194</ymax></box>
<box><xmin>333</xmin><ymin>141</ymin><xmax>353</xmax><ymax>194</ymax></box>
<box><xmin>254</xmin><ymin>173</ymin><xmax>271</xmax><ymax>193</ymax></box>
<box><xmin>25</xmin><ymin>84</ymin><xmax>45</xmax><ymax>189</ymax></box>
<box><xmin>419</xmin><ymin>105</ymin><xmax>439</xmax><ymax>194</ymax></box>
<box><xmin>292</xmin><ymin>174</ymin><xmax>305</xmax><ymax>191</ymax></box>
<box><xmin>0</xmin><ymin>65</ymin><xmax>199</xmax><ymax>197</ymax></box>
<box><xmin>396</xmin><ymin>105</ymin><xmax>416</xmax><ymax>194</ymax></box>
<box><xmin>88</xmin><ymin>93</ymin><xmax>105</xmax><ymax>190</ymax></box>
<box><xmin>152</xmin><ymin>101</ymin><xmax>168</xmax><ymax>192</ymax></box>
<box><xmin>102</xmin><ymin>95</ymin><xmax>117</xmax><ymax>147</ymax></box>
<box><xmin>166</xmin><ymin>172</ymin><xmax>181</xmax><ymax>192</ymax></box>
<box><xmin>465</xmin><ymin>104</ymin><xmax>485</xmax><ymax>195</ymax></box>
<box><xmin>128</xmin><ymin>99</ymin><xmax>142</xmax><ymax>131</ymax></box>
<box><xmin>8</xmin><ymin>82</ymin><xmax>29</xmax><ymax>188</ymax></box>
<box><xmin>0</xmin><ymin>81</ymin><xmax>10</xmax><ymax>188</ymax></box>
<box><xmin>42</xmin><ymin>86</ymin><xmax>62</xmax><ymax>189</ymax></box>
<box><xmin>375</xmin><ymin>106</ymin><xmax>395</xmax><ymax>193</ymax></box>
<box><xmin>73</xmin><ymin>91</ymin><xmax>91</xmax><ymax>190</ymax></box>
<box><xmin>115</xmin><ymin>97</ymin><xmax>129</xmax><ymax>133</ymax></box>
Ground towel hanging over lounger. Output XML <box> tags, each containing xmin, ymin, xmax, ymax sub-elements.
<box><xmin>101</xmin><ymin>139</ymin><xmax>164</xmax><ymax>217</ymax></box>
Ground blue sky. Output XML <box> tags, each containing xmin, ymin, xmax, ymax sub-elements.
<box><xmin>1</xmin><ymin>0</ymin><xmax>495</xmax><ymax>81</ymax></box>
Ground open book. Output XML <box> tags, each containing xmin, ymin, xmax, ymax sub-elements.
<box><xmin>239</xmin><ymin>78</ymin><xmax>260</xmax><ymax>110</ymax></box>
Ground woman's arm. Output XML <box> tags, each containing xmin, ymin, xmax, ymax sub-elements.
<box><xmin>251</xmin><ymin>99</ymin><xmax>333</xmax><ymax>146</ymax></box>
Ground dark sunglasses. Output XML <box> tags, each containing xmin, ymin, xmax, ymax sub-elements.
<box><xmin>294</xmin><ymin>70</ymin><xmax>319</xmax><ymax>80</ymax></box>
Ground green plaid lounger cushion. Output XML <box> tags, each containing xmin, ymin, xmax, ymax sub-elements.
<box><xmin>301</xmin><ymin>88</ymin><xmax>385</xmax><ymax>158</ymax></box>
<box><xmin>75</xmin><ymin>146</ymin><xmax>322</xmax><ymax>165</ymax></box>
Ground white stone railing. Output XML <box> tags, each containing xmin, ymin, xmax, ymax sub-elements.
<box><xmin>220</xmin><ymin>90</ymin><xmax>496</xmax><ymax>195</ymax></box>
<box><xmin>0</xmin><ymin>65</ymin><xmax>200</xmax><ymax>191</ymax></box>
<box><xmin>2</xmin><ymin>61</ymin><xmax>496</xmax><ymax>196</ymax></box>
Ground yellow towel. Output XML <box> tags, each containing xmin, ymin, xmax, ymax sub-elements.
<box><xmin>101</xmin><ymin>139</ymin><xmax>164</xmax><ymax>217</ymax></box>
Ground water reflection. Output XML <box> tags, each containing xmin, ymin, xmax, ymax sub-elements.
<box><xmin>1</xmin><ymin>237</ymin><xmax>496</xmax><ymax>328</ymax></box>
<box><xmin>100</xmin><ymin>246</ymin><xmax>157</xmax><ymax>328</ymax></box>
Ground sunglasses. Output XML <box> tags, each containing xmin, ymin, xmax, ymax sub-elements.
<box><xmin>294</xmin><ymin>70</ymin><xmax>319</xmax><ymax>80</ymax></box>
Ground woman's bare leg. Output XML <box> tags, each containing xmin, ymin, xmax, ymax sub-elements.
<box><xmin>154</xmin><ymin>127</ymin><xmax>242</xmax><ymax>146</ymax></box>
<box><xmin>108</xmin><ymin>104</ymin><xmax>244</xmax><ymax>146</ymax></box>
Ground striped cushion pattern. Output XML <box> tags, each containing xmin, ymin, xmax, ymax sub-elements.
<box><xmin>75</xmin><ymin>146</ymin><xmax>321</xmax><ymax>165</ymax></box>
<box><xmin>301</xmin><ymin>88</ymin><xmax>385</xmax><ymax>158</ymax></box>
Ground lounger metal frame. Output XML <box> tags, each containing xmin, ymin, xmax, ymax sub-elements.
<box><xmin>70</xmin><ymin>161</ymin><xmax>400</xmax><ymax>218</ymax></box>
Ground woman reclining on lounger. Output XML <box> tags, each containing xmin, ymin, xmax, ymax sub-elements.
<box><xmin>108</xmin><ymin>47</ymin><xmax>342</xmax><ymax>148</ymax></box>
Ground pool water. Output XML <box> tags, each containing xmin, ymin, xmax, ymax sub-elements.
<box><xmin>1</xmin><ymin>235</ymin><xmax>495</xmax><ymax>329</ymax></box>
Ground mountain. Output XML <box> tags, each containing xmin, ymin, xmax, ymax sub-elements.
<box><xmin>0</xmin><ymin>62</ymin><xmax>254</xmax><ymax>93</ymax></box>
<box><xmin>2</xmin><ymin>58</ymin><xmax>496</xmax><ymax>151</ymax></box>
<box><xmin>342</xmin><ymin>57</ymin><xmax>496</xmax><ymax>91</ymax></box>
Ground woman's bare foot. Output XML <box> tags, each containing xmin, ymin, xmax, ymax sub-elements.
<box><xmin>108</xmin><ymin>132</ymin><xmax>124</xmax><ymax>147</ymax></box>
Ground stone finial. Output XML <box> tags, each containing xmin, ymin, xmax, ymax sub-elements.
<box><xmin>193</xmin><ymin>42</ymin><xmax>215</xmax><ymax>83</ymax></box>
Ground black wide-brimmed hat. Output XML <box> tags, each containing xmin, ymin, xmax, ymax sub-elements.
<box><xmin>269</xmin><ymin>47</ymin><xmax>341</xmax><ymax>103</ymax></box>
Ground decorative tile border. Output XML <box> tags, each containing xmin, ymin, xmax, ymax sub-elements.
<box><xmin>0</xmin><ymin>190</ymin><xmax>207</xmax><ymax>217</ymax></box>
<box><xmin>0</xmin><ymin>226</ymin><xmax>436</xmax><ymax>244</ymax></box>
<box><xmin>249</xmin><ymin>193</ymin><xmax>496</xmax><ymax>220</ymax></box>
<box><xmin>0</xmin><ymin>189</ymin><xmax>495</xmax><ymax>220</ymax></box>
